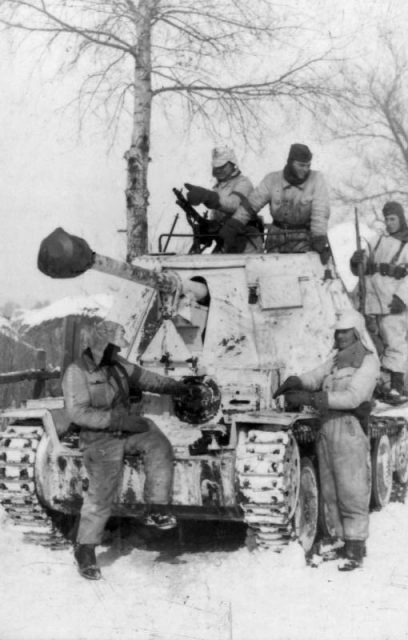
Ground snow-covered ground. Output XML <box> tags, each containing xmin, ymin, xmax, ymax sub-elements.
<box><xmin>1</xmin><ymin>498</ymin><xmax>408</xmax><ymax>640</ymax></box>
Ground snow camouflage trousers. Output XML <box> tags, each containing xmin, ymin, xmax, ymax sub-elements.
<box><xmin>77</xmin><ymin>419</ymin><xmax>174</xmax><ymax>545</ymax></box>
<box><xmin>317</xmin><ymin>413</ymin><xmax>371</xmax><ymax>541</ymax></box>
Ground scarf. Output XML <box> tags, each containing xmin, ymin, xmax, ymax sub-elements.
<box><xmin>334</xmin><ymin>340</ymin><xmax>370</xmax><ymax>370</ymax></box>
<box><xmin>283</xmin><ymin>162</ymin><xmax>310</xmax><ymax>187</ymax></box>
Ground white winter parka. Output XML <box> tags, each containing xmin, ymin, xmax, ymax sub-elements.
<box><xmin>211</xmin><ymin>173</ymin><xmax>253</xmax><ymax>224</ymax></box>
<box><xmin>365</xmin><ymin>233</ymin><xmax>408</xmax><ymax>315</ymax></box>
<box><xmin>299</xmin><ymin>351</ymin><xmax>379</xmax><ymax>410</ymax></box>
<box><xmin>231</xmin><ymin>169</ymin><xmax>330</xmax><ymax>236</ymax></box>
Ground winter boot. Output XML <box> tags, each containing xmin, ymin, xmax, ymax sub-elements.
<box><xmin>384</xmin><ymin>372</ymin><xmax>408</xmax><ymax>405</ymax></box>
<box><xmin>74</xmin><ymin>544</ymin><xmax>101</xmax><ymax>580</ymax></box>
<box><xmin>338</xmin><ymin>539</ymin><xmax>366</xmax><ymax>572</ymax></box>
<box><xmin>316</xmin><ymin>536</ymin><xmax>345</xmax><ymax>562</ymax></box>
<box><xmin>307</xmin><ymin>537</ymin><xmax>345</xmax><ymax>567</ymax></box>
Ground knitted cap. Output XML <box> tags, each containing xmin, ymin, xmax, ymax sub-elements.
<box><xmin>287</xmin><ymin>143</ymin><xmax>313</xmax><ymax>163</ymax></box>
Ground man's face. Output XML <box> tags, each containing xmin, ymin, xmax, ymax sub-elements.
<box><xmin>292</xmin><ymin>160</ymin><xmax>311</xmax><ymax>180</ymax></box>
<box><xmin>335</xmin><ymin>328</ymin><xmax>356</xmax><ymax>351</ymax></box>
<box><xmin>385</xmin><ymin>213</ymin><xmax>401</xmax><ymax>235</ymax></box>
<box><xmin>212</xmin><ymin>161</ymin><xmax>235</xmax><ymax>182</ymax></box>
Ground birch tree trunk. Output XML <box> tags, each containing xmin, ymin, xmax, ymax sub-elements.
<box><xmin>124</xmin><ymin>1</ymin><xmax>153</xmax><ymax>260</ymax></box>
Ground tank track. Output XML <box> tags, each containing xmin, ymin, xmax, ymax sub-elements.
<box><xmin>0</xmin><ymin>423</ymin><xmax>70</xmax><ymax>549</ymax></box>
<box><xmin>236</xmin><ymin>428</ymin><xmax>299</xmax><ymax>552</ymax></box>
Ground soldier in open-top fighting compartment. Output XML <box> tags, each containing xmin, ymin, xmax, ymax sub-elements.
<box><xmin>210</xmin><ymin>142</ymin><xmax>331</xmax><ymax>258</ymax></box>
<box><xmin>62</xmin><ymin>320</ymin><xmax>191</xmax><ymax>581</ymax></box>
<box><xmin>274</xmin><ymin>309</ymin><xmax>379</xmax><ymax>570</ymax></box>
<box><xmin>351</xmin><ymin>201</ymin><xmax>408</xmax><ymax>404</ymax></box>
<box><xmin>184</xmin><ymin>146</ymin><xmax>263</xmax><ymax>253</ymax></box>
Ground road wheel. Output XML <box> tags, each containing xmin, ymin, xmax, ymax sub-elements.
<box><xmin>394</xmin><ymin>426</ymin><xmax>408</xmax><ymax>485</ymax></box>
<box><xmin>371</xmin><ymin>434</ymin><xmax>392</xmax><ymax>508</ymax></box>
<box><xmin>293</xmin><ymin>457</ymin><xmax>319</xmax><ymax>553</ymax></box>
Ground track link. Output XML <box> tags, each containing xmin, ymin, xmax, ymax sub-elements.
<box><xmin>0</xmin><ymin>423</ymin><xmax>69</xmax><ymax>549</ymax></box>
<box><xmin>236</xmin><ymin>428</ymin><xmax>299</xmax><ymax>551</ymax></box>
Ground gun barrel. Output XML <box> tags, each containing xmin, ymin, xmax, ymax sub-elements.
<box><xmin>37</xmin><ymin>227</ymin><xmax>208</xmax><ymax>301</ymax></box>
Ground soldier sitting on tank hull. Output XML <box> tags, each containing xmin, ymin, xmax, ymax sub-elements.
<box><xmin>62</xmin><ymin>320</ymin><xmax>190</xmax><ymax>581</ymax></box>
<box><xmin>216</xmin><ymin>143</ymin><xmax>331</xmax><ymax>260</ymax></box>
<box><xmin>274</xmin><ymin>309</ymin><xmax>379</xmax><ymax>571</ymax></box>
<box><xmin>184</xmin><ymin>146</ymin><xmax>263</xmax><ymax>253</ymax></box>
<box><xmin>351</xmin><ymin>201</ymin><xmax>408</xmax><ymax>404</ymax></box>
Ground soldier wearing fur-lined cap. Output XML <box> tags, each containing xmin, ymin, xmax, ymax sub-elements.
<box><xmin>350</xmin><ymin>200</ymin><xmax>408</xmax><ymax>404</ymax></box>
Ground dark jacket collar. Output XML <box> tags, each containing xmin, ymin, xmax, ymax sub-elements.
<box><xmin>335</xmin><ymin>340</ymin><xmax>369</xmax><ymax>370</ymax></box>
<box><xmin>81</xmin><ymin>344</ymin><xmax>120</xmax><ymax>372</ymax></box>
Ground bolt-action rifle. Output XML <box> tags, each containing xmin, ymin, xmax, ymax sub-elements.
<box><xmin>354</xmin><ymin>207</ymin><xmax>366</xmax><ymax>315</ymax></box>
<box><xmin>173</xmin><ymin>187</ymin><xmax>222</xmax><ymax>253</ymax></box>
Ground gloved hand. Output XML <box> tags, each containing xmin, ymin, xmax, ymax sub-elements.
<box><xmin>350</xmin><ymin>249</ymin><xmax>367</xmax><ymax>275</ymax></box>
<box><xmin>218</xmin><ymin>217</ymin><xmax>247</xmax><ymax>253</ymax></box>
<box><xmin>173</xmin><ymin>383</ymin><xmax>204</xmax><ymax>409</ymax></box>
<box><xmin>172</xmin><ymin>382</ymin><xmax>193</xmax><ymax>399</ymax></box>
<box><xmin>109</xmin><ymin>407</ymin><xmax>150</xmax><ymax>434</ymax></box>
<box><xmin>284</xmin><ymin>390</ymin><xmax>315</xmax><ymax>409</ymax></box>
<box><xmin>350</xmin><ymin>249</ymin><xmax>365</xmax><ymax>264</ymax></box>
<box><xmin>311</xmin><ymin>235</ymin><xmax>331</xmax><ymax>265</ymax></box>
<box><xmin>273</xmin><ymin>375</ymin><xmax>302</xmax><ymax>399</ymax></box>
<box><xmin>389</xmin><ymin>294</ymin><xmax>406</xmax><ymax>314</ymax></box>
<box><xmin>285</xmin><ymin>390</ymin><xmax>328</xmax><ymax>413</ymax></box>
<box><xmin>184</xmin><ymin>183</ymin><xmax>220</xmax><ymax>209</ymax></box>
<box><xmin>393</xmin><ymin>265</ymin><xmax>407</xmax><ymax>280</ymax></box>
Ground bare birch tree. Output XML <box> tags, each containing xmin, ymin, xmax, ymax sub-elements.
<box><xmin>0</xmin><ymin>0</ymin><xmax>340</xmax><ymax>259</ymax></box>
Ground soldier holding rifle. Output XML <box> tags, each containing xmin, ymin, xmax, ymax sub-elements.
<box><xmin>351</xmin><ymin>201</ymin><xmax>408</xmax><ymax>404</ymax></box>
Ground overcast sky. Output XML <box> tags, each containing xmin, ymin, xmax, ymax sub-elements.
<box><xmin>0</xmin><ymin>0</ymin><xmax>403</xmax><ymax>308</ymax></box>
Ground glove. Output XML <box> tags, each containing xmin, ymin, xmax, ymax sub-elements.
<box><xmin>184</xmin><ymin>183</ymin><xmax>220</xmax><ymax>209</ymax></box>
<box><xmin>393</xmin><ymin>265</ymin><xmax>407</xmax><ymax>280</ymax></box>
<box><xmin>173</xmin><ymin>382</ymin><xmax>203</xmax><ymax>404</ymax></box>
<box><xmin>273</xmin><ymin>376</ymin><xmax>302</xmax><ymax>399</ymax></box>
<box><xmin>389</xmin><ymin>294</ymin><xmax>406</xmax><ymax>314</ymax></box>
<box><xmin>350</xmin><ymin>249</ymin><xmax>366</xmax><ymax>275</ymax></box>
<box><xmin>218</xmin><ymin>217</ymin><xmax>247</xmax><ymax>253</ymax></box>
<box><xmin>311</xmin><ymin>235</ymin><xmax>331</xmax><ymax>265</ymax></box>
<box><xmin>350</xmin><ymin>249</ymin><xmax>365</xmax><ymax>264</ymax></box>
<box><xmin>109</xmin><ymin>407</ymin><xmax>150</xmax><ymax>434</ymax></box>
<box><xmin>172</xmin><ymin>382</ymin><xmax>192</xmax><ymax>399</ymax></box>
<box><xmin>284</xmin><ymin>390</ymin><xmax>315</xmax><ymax>409</ymax></box>
<box><xmin>285</xmin><ymin>390</ymin><xmax>328</xmax><ymax>413</ymax></box>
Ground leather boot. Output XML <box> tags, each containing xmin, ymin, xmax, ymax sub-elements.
<box><xmin>74</xmin><ymin>544</ymin><xmax>102</xmax><ymax>580</ymax></box>
<box><xmin>338</xmin><ymin>539</ymin><xmax>366</xmax><ymax>571</ymax></box>
<box><xmin>384</xmin><ymin>372</ymin><xmax>407</xmax><ymax>405</ymax></box>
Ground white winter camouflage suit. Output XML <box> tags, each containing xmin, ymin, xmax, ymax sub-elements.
<box><xmin>364</xmin><ymin>232</ymin><xmax>408</xmax><ymax>372</ymax></box>
<box><xmin>212</xmin><ymin>172</ymin><xmax>262</xmax><ymax>253</ymax></box>
<box><xmin>231</xmin><ymin>169</ymin><xmax>330</xmax><ymax>250</ymax></box>
<box><xmin>299</xmin><ymin>315</ymin><xmax>379</xmax><ymax>541</ymax></box>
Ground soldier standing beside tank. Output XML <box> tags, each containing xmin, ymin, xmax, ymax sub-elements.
<box><xmin>274</xmin><ymin>309</ymin><xmax>379</xmax><ymax>571</ymax></box>
<box><xmin>214</xmin><ymin>142</ymin><xmax>331</xmax><ymax>258</ymax></box>
<box><xmin>184</xmin><ymin>146</ymin><xmax>263</xmax><ymax>253</ymax></box>
<box><xmin>62</xmin><ymin>320</ymin><xmax>190</xmax><ymax>580</ymax></box>
<box><xmin>351</xmin><ymin>201</ymin><xmax>408</xmax><ymax>404</ymax></box>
